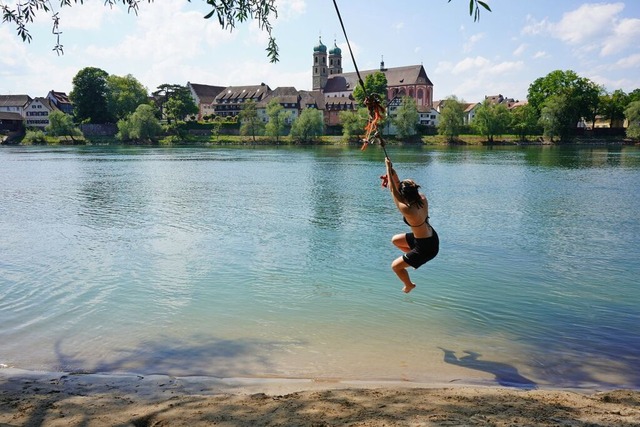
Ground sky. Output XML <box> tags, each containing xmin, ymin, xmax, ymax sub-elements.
<box><xmin>1</xmin><ymin>0</ymin><xmax>639</xmax><ymax>103</ymax></box>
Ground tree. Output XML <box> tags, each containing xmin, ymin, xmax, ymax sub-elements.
<box><xmin>393</xmin><ymin>96</ymin><xmax>419</xmax><ymax>139</ymax></box>
<box><xmin>437</xmin><ymin>96</ymin><xmax>465</xmax><ymax>143</ymax></box>
<box><xmin>472</xmin><ymin>99</ymin><xmax>511</xmax><ymax>143</ymax></box>
<box><xmin>339</xmin><ymin>108</ymin><xmax>368</xmax><ymax>141</ymax></box>
<box><xmin>239</xmin><ymin>99</ymin><xmax>264</xmax><ymax>141</ymax></box>
<box><xmin>45</xmin><ymin>110</ymin><xmax>83</xmax><ymax>141</ymax></box>
<box><xmin>527</xmin><ymin>70</ymin><xmax>600</xmax><ymax>141</ymax></box>
<box><xmin>625</xmin><ymin>101</ymin><xmax>640</xmax><ymax>141</ymax></box>
<box><xmin>538</xmin><ymin>93</ymin><xmax>575</xmax><ymax>142</ymax></box>
<box><xmin>264</xmin><ymin>98</ymin><xmax>290</xmax><ymax>142</ymax></box>
<box><xmin>510</xmin><ymin>103</ymin><xmax>539</xmax><ymax>141</ymax></box>
<box><xmin>353</xmin><ymin>72</ymin><xmax>388</xmax><ymax>107</ymax></box>
<box><xmin>117</xmin><ymin>104</ymin><xmax>162</xmax><ymax>142</ymax></box>
<box><xmin>152</xmin><ymin>84</ymin><xmax>185</xmax><ymax>121</ymax></box>
<box><xmin>290</xmin><ymin>108</ymin><xmax>324</xmax><ymax>143</ymax></box>
<box><xmin>22</xmin><ymin>129</ymin><xmax>47</xmax><ymax>145</ymax></box>
<box><xmin>106</xmin><ymin>74</ymin><xmax>150</xmax><ymax>121</ymax></box>
<box><xmin>163</xmin><ymin>86</ymin><xmax>199</xmax><ymax>124</ymax></box>
<box><xmin>69</xmin><ymin>67</ymin><xmax>112</xmax><ymax>124</ymax></box>
<box><xmin>3</xmin><ymin>1</ymin><xmax>488</xmax><ymax>61</ymax></box>
<box><xmin>599</xmin><ymin>89</ymin><xmax>629</xmax><ymax>128</ymax></box>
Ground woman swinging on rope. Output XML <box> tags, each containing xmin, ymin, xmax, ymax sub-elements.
<box><xmin>384</xmin><ymin>157</ymin><xmax>439</xmax><ymax>293</ymax></box>
<box><xmin>331</xmin><ymin>0</ymin><xmax>438</xmax><ymax>292</ymax></box>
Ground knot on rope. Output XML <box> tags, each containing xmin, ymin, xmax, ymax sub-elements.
<box><xmin>360</xmin><ymin>94</ymin><xmax>386</xmax><ymax>151</ymax></box>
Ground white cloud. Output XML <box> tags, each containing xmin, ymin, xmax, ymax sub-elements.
<box><xmin>522</xmin><ymin>3</ymin><xmax>638</xmax><ymax>57</ymax></box>
<box><xmin>0</xmin><ymin>27</ymin><xmax>25</xmax><ymax>68</ymax></box>
<box><xmin>522</xmin><ymin>15</ymin><xmax>549</xmax><ymax>36</ymax></box>
<box><xmin>533</xmin><ymin>51</ymin><xmax>548</xmax><ymax>59</ymax></box>
<box><xmin>434</xmin><ymin>61</ymin><xmax>454</xmax><ymax>74</ymax></box>
<box><xmin>247</xmin><ymin>19</ymin><xmax>272</xmax><ymax>46</ymax></box>
<box><xmin>452</xmin><ymin>56</ymin><xmax>490</xmax><ymax>74</ymax></box>
<box><xmin>275</xmin><ymin>0</ymin><xmax>307</xmax><ymax>20</ymax></box>
<box><xmin>434</xmin><ymin>55</ymin><xmax>527</xmax><ymax>101</ymax></box>
<box><xmin>513</xmin><ymin>43</ymin><xmax>527</xmax><ymax>56</ymax></box>
<box><xmin>489</xmin><ymin>61</ymin><xmax>525</xmax><ymax>75</ymax></box>
<box><xmin>613</xmin><ymin>53</ymin><xmax>640</xmax><ymax>69</ymax></box>
<box><xmin>463</xmin><ymin>32</ymin><xmax>485</xmax><ymax>53</ymax></box>
<box><xmin>586</xmin><ymin>73</ymin><xmax>640</xmax><ymax>93</ymax></box>
<box><xmin>57</xmin><ymin>2</ymin><xmax>125</xmax><ymax>30</ymax></box>
<box><xmin>601</xmin><ymin>17</ymin><xmax>640</xmax><ymax>56</ymax></box>
<box><xmin>83</xmin><ymin>4</ymin><xmax>234</xmax><ymax>63</ymax></box>
<box><xmin>551</xmin><ymin>2</ymin><xmax>623</xmax><ymax>44</ymax></box>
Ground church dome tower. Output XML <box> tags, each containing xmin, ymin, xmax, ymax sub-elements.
<box><xmin>328</xmin><ymin>40</ymin><xmax>342</xmax><ymax>76</ymax></box>
<box><xmin>312</xmin><ymin>37</ymin><xmax>328</xmax><ymax>91</ymax></box>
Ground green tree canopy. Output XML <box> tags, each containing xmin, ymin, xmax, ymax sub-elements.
<box><xmin>510</xmin><ymin>103</ymin><xmax>539</xmax><ymax>141</ymax></box>
<box><xmin>625</xmin><ymin>101</ymin><xmax>640</xmax><ymax>141</ymax></box>
<box><xmin>264</xmin><ymin>98</ymin><xmax>290</xmax><ymax>142</ymax></box>
<box><xmin>527</xmin><ymin>70</ymin><xmax>600</xmax><ymax>141</ymax></box>
<box><xmin>152</xmin><ymin>84</ymin><xmax>186</xmax><ymax>120</ymax></box>
<box><xmin>164</xmin><ymin>86</ymin><xmax>199</xmax><ymax>124</ymax></box>
<box><xmin>69</xmin><ymin>67</ymin><xmax>112</xmax><ymax>124</ymax></box>
<box><xmin>392</xmin><ymin>96</ymin><xmax>419</xmax><ymax>139</ymax></box>
<box><xmin>472</xmin><ymin>99</ymin><xmax>511</xmax><ymax>143</ymax></box>
<box><xmin>117</xmin><ymin>104</ymin><xmax>162</xmax><ymax>142</ymax></box>
<box><xmin>599</xmin><ymin>89</ymin><xmax>629</xmax><ymax>127</ymax></box>
<box><xmin>339</xmin><ymin>107</ymin><xmax>369</xmax><ymax>141</ymax></box>
<box><xmin>106</xmin><ymin>74</ymin><xmax>150</xmax><ymax>121</ymax></box>
<box><xmin>629</xmin><ymin>89</ymin><xmax>640</xmax><ymax>103</ymax></box>
<box><xmin>437</xmin><ymin>96</ymin><xmax>465</xmax><ymax>143</ymax></box>
<box><xmin>45</xmin><ymin>110</ymin><xmax>82</xmax><ymax>140</ymax></box>
<box><xmin>239</xmin><ymin>99</ymin><xmax>264</xmax><ymax>141</ymax></box>
<box><xmin>539</xmin><ymin>93</ymin><xmax>576</xmax><ymax>142</ymax></box>
<box><xmin>353</xmin><ymin>72</ymin><xmax>388</xmax><ymax>107</ymax></box>
<box><xmin>290</xmin><ymin>108</ymin><xmax>324</xmax><ymax>143</ymax></box>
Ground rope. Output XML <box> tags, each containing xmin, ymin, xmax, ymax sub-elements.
<box><xmin>332</xmin><ymin>0</ymin><xmax>391</xmax><ymax>188</ymax></box>
<box><xmin>332</xmin><ymin>0</ymin><xmax>366</xmax><ymax>94</ymax></box>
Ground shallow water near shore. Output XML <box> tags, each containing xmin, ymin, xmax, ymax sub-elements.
<box><xmin>1</xmin><ymin>144</ymin><xmax>639</xmax><ymax>390</ymax></box>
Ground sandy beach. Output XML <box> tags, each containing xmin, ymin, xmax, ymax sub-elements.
<box><xmin>1</xmin><ymin>369</ymin><xmax>639</xmax><ymax>426</ymax></box>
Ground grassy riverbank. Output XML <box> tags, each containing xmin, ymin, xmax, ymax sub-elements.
<box><xmin>7</xmin><ymin>132</ymin><xmax>636</xmax><ymax>146</ymax></box>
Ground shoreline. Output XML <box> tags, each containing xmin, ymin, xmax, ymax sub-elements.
<box><xmin>2</xmin><ymin>367</ymin><xmax>631</xmax><ymax>396</ymax></box>
<box><xmin>2</xmin><ymin>368</ymin><xmax>639</xmax><ymax>426</ymax></box>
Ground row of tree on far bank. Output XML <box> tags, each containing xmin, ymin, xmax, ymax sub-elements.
<box><xmin>21</xmin><ymin>66</ymin><xmax>640</xmax><ymax>145</ymax></box>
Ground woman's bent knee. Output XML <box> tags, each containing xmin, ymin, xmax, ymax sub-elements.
<box><xmin>391</xmin><ymin>258</ymin><xmax>405</xmax><ymax>272</ymax></box>
<box><xmin>391</xmin><ymin>233</ymin><xmax>407</xmax><ymax>247</ymax></box>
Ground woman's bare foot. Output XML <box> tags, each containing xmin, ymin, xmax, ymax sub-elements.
<box><xmin>403</xmin><ymin>283</ymin><xmax>416</xmax><ymax>293</ymax></box>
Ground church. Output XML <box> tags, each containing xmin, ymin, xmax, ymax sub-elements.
<box><xmin>311</xmin><ymin>37</ymin><xmax>435</xmax><ymax>126</ymax></box>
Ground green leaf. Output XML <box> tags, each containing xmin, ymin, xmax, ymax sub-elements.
<box><xmin>477</xmin><ymin>1</ymin><xmax>491</xmax><ymax>12</ymax></box>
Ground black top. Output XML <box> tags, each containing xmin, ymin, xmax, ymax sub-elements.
<box><xmin>403</xmin><ymin>215</ymin><xmax>429</xmax><ymax>228</ymax></box>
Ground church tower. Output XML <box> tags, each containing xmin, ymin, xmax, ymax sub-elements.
<box><xmin>312</xmin><ymin>37</ymin><xmax>328</xmax><ymax>91</ymax></box>
<box><xmin>329</xmin><ymin>40</ymin><xmax>342</xmax><ymax>76</ymax></box>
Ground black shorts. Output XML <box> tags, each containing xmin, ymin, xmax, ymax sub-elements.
<box><xmin>402</xmin><ymin>228</ymin><xmax>439</xmax><ymax>269</ymax></box>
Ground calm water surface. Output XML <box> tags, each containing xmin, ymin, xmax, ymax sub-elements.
<box><xmin>1</xmin><ymin>144</ymin><xmax>639</xmax><ymax>390</ymax></box>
